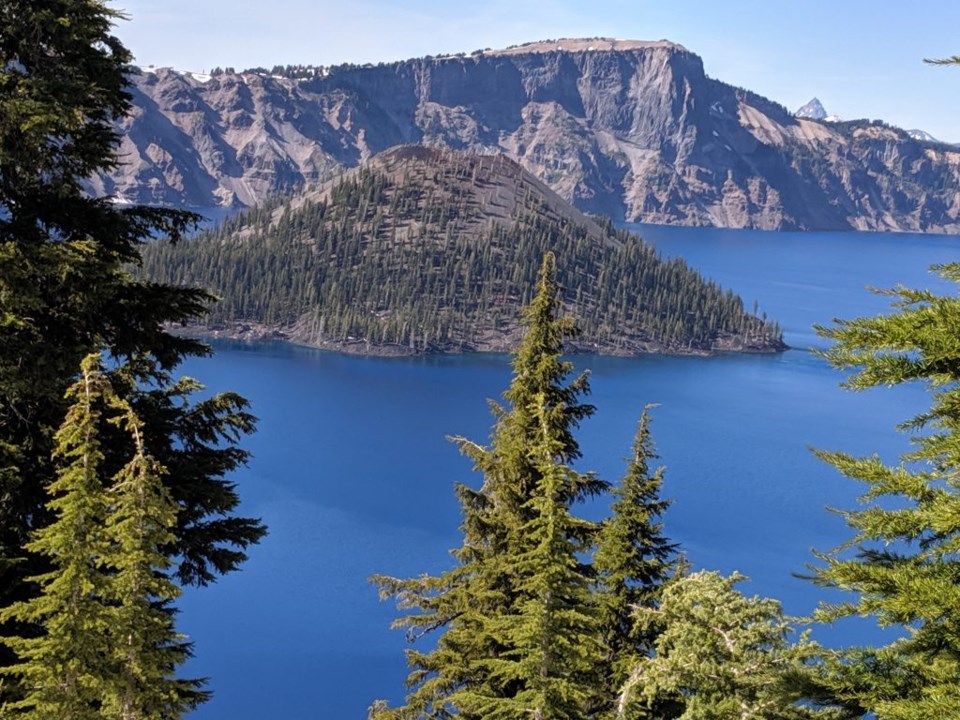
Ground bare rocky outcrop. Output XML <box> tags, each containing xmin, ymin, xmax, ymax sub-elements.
<box><xmin>104</xmin><ymin>38</ymin><xmax>960</xmax><ymax>233</ymax></box>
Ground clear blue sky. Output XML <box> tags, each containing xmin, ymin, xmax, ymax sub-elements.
<box><xmin>113</xmin><ymin>0</ymin><xmax>960</xmax><ymax>142</ymax></box>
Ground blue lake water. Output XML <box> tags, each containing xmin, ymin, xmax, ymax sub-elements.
<box><xmin>177</xmin><ymin>226</ymin><xmax>960</xmax><ymax>720</ymax></box>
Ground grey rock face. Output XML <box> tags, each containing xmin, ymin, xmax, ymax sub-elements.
<box><xmin>107</xmin><ymin>39</ymin><xmax>960</xmax><ymax>233</ymax></box>
<box><xmin>795</xmin><ymin>97</ymin><xmax>827</xmax><ymax>120</ymax></box>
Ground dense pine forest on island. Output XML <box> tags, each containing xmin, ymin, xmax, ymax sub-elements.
<box><xmin>141</xmin><ymin>146</ymin><xmax>784</xmax><ymax>356</ymax></box>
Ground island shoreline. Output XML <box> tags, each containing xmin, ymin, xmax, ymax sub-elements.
<box><xmin>171</xmin><ymin>321</ymin><xmax>790</xmax><ymax>359</ymax></box>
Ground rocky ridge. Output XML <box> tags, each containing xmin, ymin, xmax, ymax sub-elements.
<box><xmin>102</xmin><ymin>38</ymin><xmax>960</xmax><ymax>233</ymax></box>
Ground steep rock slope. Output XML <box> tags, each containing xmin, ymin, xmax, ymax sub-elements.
<box><xmin>105</xmin><ymin>38</ymin><xmax>960</xmax><ymax>233</ymax></box>
<box><xmin>141</xmin><ymin>146</ymin><xmax>784</xmax><ymax>356</ymax></box>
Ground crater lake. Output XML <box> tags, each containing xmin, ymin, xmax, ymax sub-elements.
<box><xmin>176</xmin><ymin>225</ymin><xmax>960</xmax><ymax>719</ymax></box>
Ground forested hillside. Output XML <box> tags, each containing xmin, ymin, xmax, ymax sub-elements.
<box><xmin>141</xmin><ymin>146</ymin><xmax>784</xmax><ymax>355</ymax></box>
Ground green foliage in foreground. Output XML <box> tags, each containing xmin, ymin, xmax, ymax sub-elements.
<box><xmin>141</xmin><ymin>157</ymin><xmax>782</xmax><ymax>354</ymax></box>
<box><xmin>0</xmin><ymin>0</ymin><xmax>264</xmax><ymax>709</ymax></box>
<box><xmin>809</xmin><ymin>263</ymin><xmax>960</xmax><ymax>719</ymax></box>
<box><xmin>623</xmin><ymin>571</ymin><xmax>843</xmax><ymax>720</ymax></box>
<box><xmin>1</xmin><ymin>356</ymin><xmax>204</xmax><ymax>719</ymax></box>
<box><xmin>371</xmin><ymin>255</ymin><xmax>823</xmax><ymax>720</ymax></box>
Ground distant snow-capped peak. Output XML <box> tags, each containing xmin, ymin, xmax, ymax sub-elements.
<box><xmin>907</xmin><ymin>128</ymin><xmax>941</xmax><ymax>143</ymax></box>
<box><xmin>795</xmin><ymin>97</ymin><xmax>827</xmax><ymax>120</ymax></box>
<box><xmin>795</xmin><ymin>97</ymin><xmax>945</xmax><ymax>142</ymax></box>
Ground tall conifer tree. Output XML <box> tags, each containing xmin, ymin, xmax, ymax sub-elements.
<box><xmin>0</xmin><ymin>355</ymin><xmax>112</xmax><ymax>719</ymax></box>
<box><xmin>593</xmin><ymin>408</ymin><xmax>677</xmax><ymax>719</ymax></box>
<box><xmin>0</xmin><ymin>355</ymin><xmax>204</xmax><ymax>719</ymax></box>
<box><xmin>100</xmin><ymin>392</ymin><xmax>206</xmax><ymax>719</ymax></box>
<box><xmin>0</xmin><ymin>0</ymin><xmax>265</xmax><ymax>686</ymax></box>
<box><xmin>372</xmin><ymin>254</ymin><xmax>604</xmax><ymax>720</ymax></box>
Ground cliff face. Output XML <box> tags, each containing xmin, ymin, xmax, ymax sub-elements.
<box><xmin>102</xmin><ymin>38</ymin><xmax>960</xmax><ymax>233</ymax></box>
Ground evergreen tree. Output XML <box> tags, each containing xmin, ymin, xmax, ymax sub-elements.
<box><xmin>450</xmin><ymin>405</ymin><xmax>600</xmax><ymax>720</ymax></box>
<box><xmin>372</xmin><ymin>254</ymin><xmax>604</xmax><ymax>719</ymax></box>
<box><xmin>808</xmin><ymin>263</ymin><xmax>960</xmax><ymax>719</ymax></box>
<box><xmin>592</xmin><ymin>408</ymin><xmax>677</xmax><ymax>719</ymax></box>
<box><xmin>623</xmin><ymin>571</ymin><xmax>835</xmax><ymax>720</ymax></box>
<box><xmin>100</xmin><ymin>389</ymin><xmax>206</xmax><ymax>719</ymax></box>
<box><xmin>0</xmin><ymin>355</ymin><xmax>113</xmax><ymax>719</ymax></box>
<box><xmin>0</xmin><ymin>355</ymin><xmax>204</xmax><ymax>719</ymax></box>
<box><xmin>0</xmin><ymin>0</ymin><xmax>265</xmax><ymax>687</ymax></box>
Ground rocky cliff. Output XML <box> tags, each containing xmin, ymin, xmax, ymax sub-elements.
<box><xmin>102</xmin><ymin>38</ymin><xmax>960</xmax><ymax>233</ymax></box>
